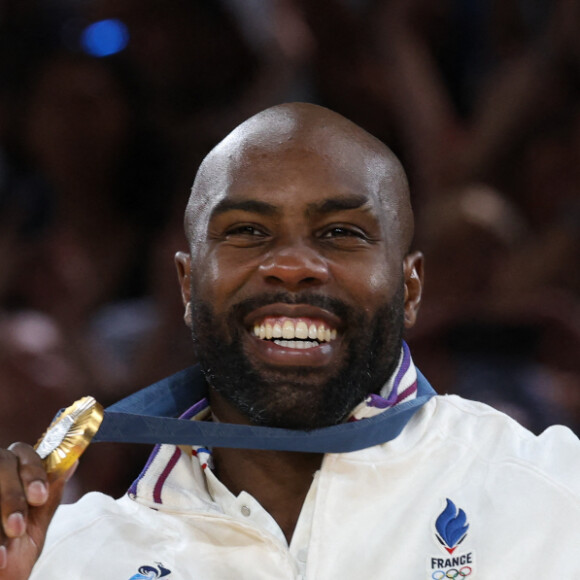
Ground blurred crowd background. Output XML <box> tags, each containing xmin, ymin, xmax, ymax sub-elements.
<box><xmin>0</xmin><ymin>0</ymin><xmax>579</xmax><ymax>499</ymax></box>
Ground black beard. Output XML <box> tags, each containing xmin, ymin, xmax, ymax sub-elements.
<box><xmin>189</xmin><ymin>285</ymin><xmax>405</xmax><ymax>430</ymax></box>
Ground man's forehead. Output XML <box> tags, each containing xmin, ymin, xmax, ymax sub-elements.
<box><xmin>197</xmin><ymin>131</ymin><xmax>394</xmax><ymax>206</ymax></box>
<box><xmin>197</xmin><ymin>150</ymin><xmax>392</xmax><ymax>234</ymax></box>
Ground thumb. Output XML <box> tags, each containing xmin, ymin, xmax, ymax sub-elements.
<box><xmin>27</xmin><ymin>462</ymin><xmax>77</xmax><ymax>553</ymax></box>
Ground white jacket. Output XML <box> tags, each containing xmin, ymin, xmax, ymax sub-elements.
<box><xmin>31</xmin><ymin>393</ymin><xmax>580</xmax><ymax>579</ymax></box>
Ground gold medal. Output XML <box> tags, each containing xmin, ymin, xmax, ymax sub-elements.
<box><xmin>34</xmin><ymin>396</ymin><xmax>104</xmax><ymax>475</ymax></box>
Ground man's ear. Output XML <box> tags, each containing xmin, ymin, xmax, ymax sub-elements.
<box><xmin>403</xmin><ymin>251</ymin><xmax>424</xmax><ymax>329</ymax></box>
<box><xmin>175</xmin><ymin>251</ymin><xmax>193</xmax><ymax>327</ymax></box>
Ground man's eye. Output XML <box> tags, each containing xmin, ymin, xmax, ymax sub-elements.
<box><xmin>227</xmin><ymin>225</ymin><xmax>265</xmax><ymax>237</ymax></box>
<box><xmin>223</xmin><ymin>225</ymin><xmax>270</xmax><ymax>245</ymax></box>
<box><xmin>321</xmin><ymin>226</ymin><xmax>365</xmax><ymax>239</ymax></box>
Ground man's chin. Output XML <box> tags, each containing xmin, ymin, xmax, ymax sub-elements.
<box><xmin>251</xmin><ymin>362</ymin><xmax>335</xmax><ymax>384</ymax></box>
<box><xmin>212</xmin><ymin>367</ymin><xmax>362</xmax><ymax>430</ymax></box>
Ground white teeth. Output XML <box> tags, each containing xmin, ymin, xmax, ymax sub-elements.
<box><xmin>282</xmin><ymin>320</ymin><xmax>294</xmax><ymax>339</ymax></box>
<box><xmin>274</xmin><ymin>339</ymin><xmax>318</xmax><ymax>349</ymax></box>
<box><xmin>253</xmin><ymin>319</ymin><xmax>337</xmax><ymax>343</ymax></box>
<box><xmin>308</xmin><ymin>324</ymin><xmax>318</xmax><ymax>339</ymax></box>
<box><xmin>295</xmin><ymin>321</ymin><xmax>308</xmax><ymax>339</ymax></box>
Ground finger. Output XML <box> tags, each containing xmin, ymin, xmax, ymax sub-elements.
<box><xmin>0</xmin><ymin>449</ymin><xmax>29</xmax><ymax>541</ymax></box>
<box><xmin>7</xmin><ymin>443</ymin><xmax>48</xmax><ymax>507</ymax></box>
<box><xmin>26</xmin><ymin>462</ymin><xmax>77</xmax><ymax>555</ymax></box>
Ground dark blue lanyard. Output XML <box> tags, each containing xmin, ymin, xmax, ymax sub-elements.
<box><xmin>93</xmin><ymin>365</ymin><xmax>436</xmax><ymax>453</ymax></box>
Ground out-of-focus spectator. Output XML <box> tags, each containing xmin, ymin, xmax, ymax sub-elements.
<box><xmin>4</xmin><ymin>50</ymin><xmax>172</xmax><ymax>327</ymax></box>
<box><xmin>409</xmin><ymin>183</ymin><xmax>580</xmax><ymax>433</ymax></box>
<box><xmin>0</xmin><ymin>311</ymin><xmax>88</xmax><ymax>446</ymax></box>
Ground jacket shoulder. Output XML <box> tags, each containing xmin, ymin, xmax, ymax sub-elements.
<box><xmin>429</xmin><ymin>394</ymin><xmax>580</xmax><ymax>493</ymax></box>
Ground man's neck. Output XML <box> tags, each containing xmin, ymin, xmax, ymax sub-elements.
<box><xmin>212</xmin><ymin>446</ymin><xmax>323</xmax><ymax>543</ymax></box>
<box><xmin>208</xmin><ymin>389</ymin><xmax>324</xmax><ymax>542</ymax></box>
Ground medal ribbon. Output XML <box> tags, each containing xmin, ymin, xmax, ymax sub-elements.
<box><xmin>93</xmin><ymin>365</ymin><xmax>436</xmax><ymax>453</ymax></box>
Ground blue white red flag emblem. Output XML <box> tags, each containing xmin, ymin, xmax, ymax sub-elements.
<box><xmin>435</xmin><ymin>498</ymin><xmax>469</xmax><ymax>554</ymax></box>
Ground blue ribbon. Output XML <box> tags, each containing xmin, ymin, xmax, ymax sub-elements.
<box><xmin>93</xmin><ymin>365</ymin><xmax>436</xmax><ymax>453</ymax></box>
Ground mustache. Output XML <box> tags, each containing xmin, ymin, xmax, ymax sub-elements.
<box><xmin>227</xmin><ymin>291</ymin><xmax>353</xmax><ymax>323</ymax></box>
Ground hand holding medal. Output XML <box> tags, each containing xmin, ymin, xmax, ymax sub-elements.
<box><xmin>0</xmin><ymin>397</ymin><xmax>104</xmax><ymax>578</ymax></box>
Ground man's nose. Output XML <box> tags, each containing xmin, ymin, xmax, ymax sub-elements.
<box><xmin>258</xmin><ymin>241</ymin><xmax>330</xmax><ymax>290</ymax></box>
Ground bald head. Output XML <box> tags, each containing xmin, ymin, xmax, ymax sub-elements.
<box><xmin>185</xmin><ymin>103</ymin><xmax>414</xmax><ymax>253</ymax></box>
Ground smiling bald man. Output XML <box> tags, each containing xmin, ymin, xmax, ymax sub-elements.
<box><xmin>2</xmin><ymin>103</ymin><xmax>580</xmax><ymax>579</ymax></box>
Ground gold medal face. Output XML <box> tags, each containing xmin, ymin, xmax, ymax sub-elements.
<box><xmin>34</xmin><ymin>396</ymin><xmax>104</xmax><ymax>475</ymax></box>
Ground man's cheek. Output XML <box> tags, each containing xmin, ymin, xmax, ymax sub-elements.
<box><xmin>364</xmin><ymin>269</ymin><xmax>390</xmax><ymax>293</ymax></box>
<box><xmin>190</xmin><ymin>262</ymin><xmax>222</xmax><ymax>302</ymax></box>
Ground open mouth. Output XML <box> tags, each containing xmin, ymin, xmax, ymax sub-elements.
<box><xmin>252</xmin><ymin>316</ymin><xmax>338</xmax><ymax>350</ymax></box>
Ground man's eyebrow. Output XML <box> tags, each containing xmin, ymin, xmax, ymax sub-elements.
<box><xmin>210</xmin><ymin>199</ymin><xmax>279</xmax><ymax>219</ymax></box>
<box><xmin>306</xmin><ymin>194</ymin><xmax>371</xmax><ymax>216</ymax></box>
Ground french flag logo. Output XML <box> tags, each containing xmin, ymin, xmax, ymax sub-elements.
<box><xmin>435</xmin><ymin>498</ymin><xmax>470</xmax><ymax>554</ymax></box>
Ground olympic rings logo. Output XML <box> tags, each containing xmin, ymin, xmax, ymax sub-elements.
<box><xmin>432</xmin><ymin>567</ymin><xmax>472</xmax><ymax>579</ymax></box>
